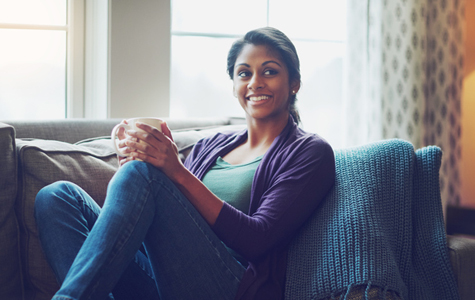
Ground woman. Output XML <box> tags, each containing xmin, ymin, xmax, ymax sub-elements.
<box><xmin>35</xmin><ymin>27</ymin><xmax>335</xmax><ymax>300</ymax></box>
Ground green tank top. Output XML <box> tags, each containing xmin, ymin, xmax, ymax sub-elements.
<box><xmin>201</xmin><ymin>155</ymin><xmax>263</xmax><ymax>214</ymax></box>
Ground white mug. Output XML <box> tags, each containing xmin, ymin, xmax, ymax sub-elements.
<box><xmin>111</xmin><ymin>117</ymin><xmax>163</xmax><ymax>157</ymax></box>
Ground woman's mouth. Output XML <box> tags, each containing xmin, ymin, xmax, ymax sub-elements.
<box><xmin>248</xmin><ymin>95</ymin><xmax>270</xmax><ymax>102</ymax></box>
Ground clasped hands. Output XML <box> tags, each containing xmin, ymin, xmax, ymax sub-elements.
<box><xmin>116</xmin><ymin>120</ymin><xmax>183</xmax><ymax>179</ymax></box>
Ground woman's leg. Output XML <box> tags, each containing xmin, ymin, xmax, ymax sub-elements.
<box><xmin>51</xmin><ymin>161</ymin><xmax>245</xmax><ymax>300</ymax></box>
<box><xmin>34</xmin><ymin>181</ymin><xmax>159</xmax><ymax>300</ymax></box>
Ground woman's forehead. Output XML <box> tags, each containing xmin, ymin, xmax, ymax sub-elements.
<box><xmin>235</xmin><ymin>44</ymin><xmax>284</xmax><ymax>65</ymax></box>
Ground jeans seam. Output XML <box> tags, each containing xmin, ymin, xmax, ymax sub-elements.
<box><xmin>64</xmin><ymin>183</ymin><xmax>98</xmax><ymax>221</ymax></box>
<box><xmin>64</xmin><ymin>175</ymin><xmax>154</xmax><ymax>282</ymax></box>
<box><xmin>89</xmin><ymin>175</ymin><xmax>154</xmax><ymax>297</ymax></box>
<box><xmin>133</xmin><ymin>253</ymin><xmax>155</xmax><ymax>281</ymax></box>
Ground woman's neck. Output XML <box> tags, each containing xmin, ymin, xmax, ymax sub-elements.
<box><xmin>221</xmin><ymin>114</ymin><xmax>289</xmax><ymax>165</ymax></box>
<box><xmin>245</xmin><ymin>114</ymin><xmax>289</xmax><ymax>149</ymax></box>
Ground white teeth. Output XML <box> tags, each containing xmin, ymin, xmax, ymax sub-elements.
<box><xmin>249</xmin><ymin>96</ymin><xmax>269</xmax><ymax>102</ymax></box>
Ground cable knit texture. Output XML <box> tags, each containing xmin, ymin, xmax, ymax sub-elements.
<box><xmin>285</xmin><ymin>139</ymin><xmax>459</xmax><ymax>300</ymax></box>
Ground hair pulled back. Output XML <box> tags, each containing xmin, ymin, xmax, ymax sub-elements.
<box><xmin>226</xmin><ymin>27</ymin><xmax>301</xmax><ymax>124</ymax></box>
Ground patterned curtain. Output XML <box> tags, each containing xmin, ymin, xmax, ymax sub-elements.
<box><xmin>344</xmin><ymin>0</ymin><xmax>466</xmax><ymax>207</ymax></box>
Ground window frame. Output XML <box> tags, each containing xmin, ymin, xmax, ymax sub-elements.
<box><xmin>67</xmin><ymin>0</ymin><xmax>85</xmax><ymax>118</ymax></box>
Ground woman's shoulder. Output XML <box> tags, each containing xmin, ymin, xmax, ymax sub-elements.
<box><xmin>283</xmin><ymin>128</ymin><xmax>336</xmax><ymax>177</ymax></box>
<box><xmin>288</xmin><ymin>126</ymin><xmax>334</xmax><ymax>156</ymax></box>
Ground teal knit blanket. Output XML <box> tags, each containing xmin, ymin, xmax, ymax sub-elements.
<box><xmin>285</xmin><ymin>139</ymin><xmax>459</xmax><ymax>300</ymax></box>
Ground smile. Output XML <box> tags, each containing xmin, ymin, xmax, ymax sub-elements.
<box><xmin>248</xmin><ymin>95</ymin><xmax>270</xmax><ymax>102</ymax></box>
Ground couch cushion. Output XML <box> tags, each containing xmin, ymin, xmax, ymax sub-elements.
<box><xmin>16</xmin><ymin>138</ymin><xmax>118</xmax><ymax>300</ymax></box>
<box><xmin>0</xmin><ymin>122</ymin><xmax>23</xmax><ymax>300</ymax></box>
<box><xmin>8</xmin><ymin>117</ymin><xmax>235</xmax><ymax>144</ymax></box>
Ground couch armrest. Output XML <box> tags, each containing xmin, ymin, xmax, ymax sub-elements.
<box><xmin>0</xmin><ymin>122</ymin><xmax>23</xmax><ymax>300</ymax></box>
<box><xmin>447</xmin><ymin>235</ymin><xmax>475</xmax><ymax>300</ymax></box>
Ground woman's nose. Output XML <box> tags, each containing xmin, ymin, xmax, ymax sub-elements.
<box><xmin>248</xmin><ymin>74</ymin><xmax>264</xmax><ymax>90</ymax></box>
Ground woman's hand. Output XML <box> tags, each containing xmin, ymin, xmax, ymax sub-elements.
<box><xmin>116</xmin><ymin>120</ymin><xmax>134</xmax><ymax>167</ymax></box>
<box><xmin>120</xmin><ymin>121</ymin><xmax>185</xmax><ymax>181</ymax></box>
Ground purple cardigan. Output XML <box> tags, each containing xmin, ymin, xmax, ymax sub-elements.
<box><xmin>184</xmin><ymin>117</ymin><xmax>336</xmax><ymax>299</ymax></box>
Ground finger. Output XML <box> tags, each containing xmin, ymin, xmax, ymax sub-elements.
<box><xmin>161</xmin><ymin>121</ymin><xmax>174</xmax><ymax>142</ymax></box>
<box><xmin>126</xmin><ymin>129</ymin><xmax>163</xmax><ymax>154</ymax></box>
<box><xmin>117</xmin><ymin>119</ymin><xmax>129</xmax><ymax>140</ymax></box>
<box><xmin>135</xmin><ymin>122</ymin><xmax>168</xmax><ymax>143</ymax></box>
<box><xmin>119</xmin><ymin>156</ymin><xmax>134</xmax><ymax>167</ymax></box>
<box><xmin>117</xmin><ymin>126</ymin><xmax>126</xmax><ymax>140</ymax></box>
<box><xmin>125</xmin><ymin>139</ymin><xmax>159</xmax><ymax>160</ymax></box>
<box><xmin>130</xmin><ymin>150</ymin><xmax>162</xmax><ymax>166</ymax></box>
<box><xmin>117</xmin><ymin>136</ymin><xmax>139</xmax><ymax>148</ymax></box>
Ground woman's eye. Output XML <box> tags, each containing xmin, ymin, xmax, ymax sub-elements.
<box><xmin>238</xmin><ymin>71</ymin><xmax>251</xmax><ymax>78</ymax></box>
<box><xmin>264</xmin><ymin>69</ymin><xmax>278</xmax><ymax>76</ymax></box>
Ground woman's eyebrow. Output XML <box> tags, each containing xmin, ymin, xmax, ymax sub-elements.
<box><xmin>262</xmin><ymin>60</ymin><xmax>282</xmax><ymax>67</ymax></box>
<box><xmin>236</xmin><ymin>63</ymin><xmax>250</xmax><ymax>67</ymax></box>
<box><xmin>236</xmin><ymin>61</ymin><xmax>282</xmax><ymax>68</ymax></box>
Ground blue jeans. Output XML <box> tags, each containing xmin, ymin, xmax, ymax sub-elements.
<box><xmin>35</xmin><ymin>161</ymin><xmax>245</xmax><ymax>300</ymax></box>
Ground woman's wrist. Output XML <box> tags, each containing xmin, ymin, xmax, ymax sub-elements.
<box><xmin>169</xmin><ymin>164</ymin><xmax>192</xmax><ymax>187</ymax></box>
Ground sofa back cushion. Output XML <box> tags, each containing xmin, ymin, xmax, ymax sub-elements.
<box><xmin>16</xmin><ymin>138</ymin><xmax>118</xmax><ymax>300</ymax></box>
<box><xmin>0</xmin><ymin>123</ymin><xmax>22</xmax><ymax>300</ymax></box>
<box><xmin>9</xmin><ymin>118</ymin><xmax>234</xmax><ymax>144</ymax></box>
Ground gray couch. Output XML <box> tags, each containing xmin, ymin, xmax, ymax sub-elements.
<box><xmin>1</xmin><ymin>119</ymin><xmax>474</xmax><ymax>300</ymax></box>
<box><xmin>0</xmin><ymin>118</ymin><xmax>246</xmax><ymax>300</ymax></box>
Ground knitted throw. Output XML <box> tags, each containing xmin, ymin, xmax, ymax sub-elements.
<box><xmin>285</xmin><ymin>139</ymin><xmax>459</xmax><ymax>300</ymax></box>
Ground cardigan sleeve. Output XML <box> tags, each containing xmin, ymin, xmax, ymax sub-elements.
<box><xmin>211</xmin><ymin>135</ymin><xmax>336</xmax><ymax>262</ymax></box>
<box><xmin>183</xmin><ymin>138</ymin><xmax>205</xmax><ymax>170</ymax></box>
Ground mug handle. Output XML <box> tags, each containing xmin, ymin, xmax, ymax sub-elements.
<box><xmin>111</xmin><ymin>123</ymin><xmax>131</xmax><ymax>157</ymax></box>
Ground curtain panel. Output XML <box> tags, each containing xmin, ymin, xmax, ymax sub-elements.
<box><xmin>345</xmin><ymin>0</ymin><xmax>466</xmax><ymax>207</ymax></box>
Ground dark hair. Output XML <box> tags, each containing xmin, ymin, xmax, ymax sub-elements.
<box><xmin>227</xmin><ymin>27</ymin><xmax>301</xmax><ymax>124</ymax></box>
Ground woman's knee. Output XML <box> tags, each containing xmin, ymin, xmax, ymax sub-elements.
<box><xmin>111</xmin><ymin>160</ymin><xmax>166</xmax><ymax>189</ymax></box>
<box><xmin>116</xmin><ymin>160</ymin><xmax>150</xmax><ymax>178</ymax></box>
<box><xmin>35</xmin><ymin>181</ymin><xmax>80</xmax><ymax>219</ymax></box>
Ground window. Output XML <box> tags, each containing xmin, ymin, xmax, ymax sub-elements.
<box><xmin>0</xmin><ymin>0</ymin><xmax>84</xmax><ymax>120</ymax></box>
<box><xmin>171</xmin><ymin>0</ymin><xmax>347</xmax><ymax>147</ymax></box>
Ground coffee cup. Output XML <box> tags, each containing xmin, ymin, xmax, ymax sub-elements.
<box><xmin>111</xmin><ymin>117</ymin><xmax>163</xmax><ymax>157</ymax></box>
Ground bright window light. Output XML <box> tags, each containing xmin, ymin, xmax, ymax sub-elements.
<box><xmin>0</xmin><ymin>0</ymin><xmax>66</xmax><ymax>26</ymax></box>
<box><xmin>0</xmin><ymin>0</ymin><xmax>67</xmax><ymax>120</ymax></box>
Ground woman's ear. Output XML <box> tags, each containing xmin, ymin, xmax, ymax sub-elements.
<box><xmin>290</xmin><ymin>80</ymin><xmax>301</xmax><ymax>95</ymax></box>
<box><xmin>233</xmin><ymin>86</ymin><xmax>237</xmax><ymax>98</ymax></box>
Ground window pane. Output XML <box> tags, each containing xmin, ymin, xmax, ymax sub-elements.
<box><xmin>295</xmin><ymin>41</ymin><xmax>345</xmax><ymax>148</ymax></box>
<box><xmin>172</xmin><ymin>0</ymin><xmax>267</xmax><ymax>35</ymax></box>
<box><xmin>0</xmin><ymin>29</ymin><xmax>66</xmax><ymax>120</ymax></box>
<box><xmin>170</xmin><ymin>35</ymin><xmax>244</xmax><ymax>119</ymax></box>
<box><xmin>269</xmin><ymin>0</ymin><xmax>346</xmax><ymax>41</ymax></box>
<box><xmin>0</xmin><ymin>0</ymin><xmax>66</xmax><ymax>26</ymax></box>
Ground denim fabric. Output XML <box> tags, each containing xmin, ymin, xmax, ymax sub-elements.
<box><xmin>35</xmin><ymin>160</ymin><xmax>245</xmax><ymax>300</ymax></box>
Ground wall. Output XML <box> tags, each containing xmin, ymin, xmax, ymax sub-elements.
<box><xmin>461</xmin><ymin>0</ymin><xmax>475</xmax><ymax>208</ymax></box>
<box><xmin>109</xmin><ymin>0</ymin><xmax>170</xmax><ymax>119</ymax></box>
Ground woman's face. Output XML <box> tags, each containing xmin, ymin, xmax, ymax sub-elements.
<box><xmin>233</xmin><ymin>44</ymin><xmax>298</xmax><ymax>123</ymax></box>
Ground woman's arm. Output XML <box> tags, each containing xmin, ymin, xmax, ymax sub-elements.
<box><xmin>212</xmin><ymin>138</ymin><xmax>336</xmax><ymax>261</ymax></box>
<box><xmin>117</xmin><ymin>121</ymin><xmax>224</xmax><ymax>226</ymax></box>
